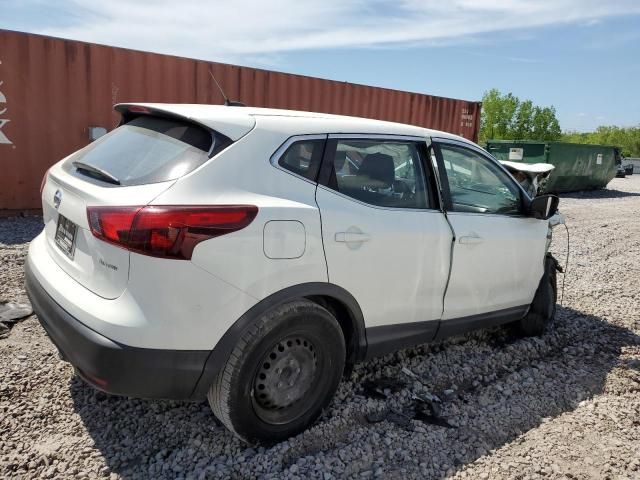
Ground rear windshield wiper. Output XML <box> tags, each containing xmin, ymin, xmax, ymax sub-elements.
<box><xmin>72</xmin><ymin>161</ymin><xmax>121</xmax><ymax>185</ymax></box>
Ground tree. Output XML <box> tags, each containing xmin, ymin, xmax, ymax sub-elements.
<box><xmin>532</xmin><ymin>106</ymin><xmax>561</xmax><ymax>141</ymax></box>
<box><xmin>479</xmin><ymin>88</ymin><xmax>502</xmax><ymax>141</ymax></box>
<box><xmin>479</xmin><ymin>89</ymin><xmax>562</xmax><ymax>143</ymax></box>
<box><xmin>562</xmin><ymin>125</ymin><xmax>640</xmax><ymax>157</ymax></box>
<box><xmin>511</xmin><ymin>100</ymin><xmax>534</xmax><ymax>139</ymax></box>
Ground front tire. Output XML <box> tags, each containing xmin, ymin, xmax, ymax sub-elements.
<box><xmin>516</xmin><ymin>254</ymin><xmax>558</xmax><ymax>337</ymax></box>
<box><xmin>208</xmin><ymin>300</ymin><xmax>346</xmax><ymax>444</ymax></box>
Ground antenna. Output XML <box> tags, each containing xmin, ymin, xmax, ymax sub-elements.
<box><xmin>208</xmin><ymin>70</ymin><xmax>245</xmax><ymax>107</ymax></box>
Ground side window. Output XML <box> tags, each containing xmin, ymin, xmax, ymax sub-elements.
<box><xmin>438</xmin><ymin>143</ymin><xmax>522</xmax><ymax>215</ymax></box>
<box><xmin>327</xmin><ymin>139</ymin><xmax>430</xmax><ymax>209</ymax></box>
<box><xmin>277</xmin><ymin>139</ymin><xmax>324</xmax><ymax>181</ymax></box>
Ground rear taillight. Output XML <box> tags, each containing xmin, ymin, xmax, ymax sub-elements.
<box><xmin>40</xmin><ymin>167</ymin><xmax>51</xmax><ymax>195</ymax></box>
<box><xmin>87</xmin><ymin>205</ymin><xmax>258</xmax><ymax>260</ymax></box>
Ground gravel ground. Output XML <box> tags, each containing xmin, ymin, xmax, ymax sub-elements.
<box><xmin>1</xmin><ymin>177</ymin><xmax>639</xmax><ymax>479</ymax></box>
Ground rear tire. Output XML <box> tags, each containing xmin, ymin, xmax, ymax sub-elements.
<box><xmin>516</xmin><ymin>254</ymin><xmax>558</xmax><ymax>337</ymax></box>
<box><xmin>208</xmin><ymin>300</ymin><xmax>345</xmax><ymax>444</ymax></box>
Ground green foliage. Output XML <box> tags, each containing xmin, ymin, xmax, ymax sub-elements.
<box><xmin>479</xmin><ymin>89</ymin><xmax>562</xmax><ymax>143</ymax></box>
<box><xmin>562</xmin><ymin>126</ymin><xmax>640</xmax><ymax>157</ymax></box>
<box><xmin>479</xmin><ymin>88</ymin><xmax>639</xmax><ymax>156</ymax></box>
<box><xmin>511</xmin><ymin>100</ymin><xmax>533</xmax><ymax>140</ymax></box>
<box><xmin>532</xmin><ymin>106</ymin><xmax>562</xmax><ymax>141</ymax></box>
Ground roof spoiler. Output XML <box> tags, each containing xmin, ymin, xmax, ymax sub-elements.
<box><xmin>114</xmin><ymin>104</ymin><xmax>216</xmax><ymax>132</ymax></box>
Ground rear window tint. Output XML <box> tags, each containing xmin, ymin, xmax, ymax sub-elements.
<box><xmin>64</xmin><ymin>116</ymin><xmax>230</xmax><ymax>186</ymax></box>
<box><xmin>129</xmin><ymin>116</ymin><xmax>213</xmax><ymax>151</ymax></box>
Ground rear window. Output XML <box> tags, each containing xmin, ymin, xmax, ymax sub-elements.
<box><xmin>64</xmin><ymin>116</ymin><xmax>230</xmax><ymax>186</ymax></box>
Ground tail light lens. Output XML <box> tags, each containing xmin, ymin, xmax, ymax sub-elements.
<box><xmin>87</xmin><ymin>205</ymin><xmax>258</xmax><ymax>260</ymax></box>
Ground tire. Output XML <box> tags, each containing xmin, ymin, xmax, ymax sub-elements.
<box><xmin>516</xmin><ymin>254</ymin><xmax>558</xmax><ymax>337</ymax></box>
<box><xmin>208</xmin><ymin>300</ymin><xmax>346</xmax><ymax>444</ymax></box>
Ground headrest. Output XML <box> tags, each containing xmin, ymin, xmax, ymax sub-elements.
<box><xmin>359</xmin><ymin>153</ymin><xmax>395</xmax><ymax>186</ymax></box>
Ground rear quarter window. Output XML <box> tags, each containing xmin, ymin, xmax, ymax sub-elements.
<box><xmin>277</xmin><ymin>139</ymin><xmax>325</xmax><ymax>181</ymax></box>
<box><xmin>64</xmin><ymin>116</ymin><xmax>230</xmax><ymax>186</ymax></box>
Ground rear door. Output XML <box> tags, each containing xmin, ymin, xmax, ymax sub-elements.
<box><xmin>433</xmin><ymin>139</ymin><xmax>548</xmax><ymax>329</ymax></box>
<box><xmin>315</xmin><ymin>135</ymin><xmax>452</xmax><ymax>353</ymax></box>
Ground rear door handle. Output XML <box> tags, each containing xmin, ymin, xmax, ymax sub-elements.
<box><xmin>458</xmin><ymin>234</ymin><xmax>483</xmax><ymax>245</ymax></box>
<box><xmin>335</xmin><ymin>232</ymin><xmax>371</xmax><ymax>243</ymax></box>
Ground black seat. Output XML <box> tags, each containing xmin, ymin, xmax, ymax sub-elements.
<box><xmin>359</xmin><ymin>153</ymin><xmax>395</xmax><ymax>187</ymax></box>
<box><xmin>334</xmin><ymin>152</ymin><xmax>396</xmax><ymax>205</ymax></box>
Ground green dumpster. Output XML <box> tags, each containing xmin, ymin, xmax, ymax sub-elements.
<box><xmin>485</xmin><ymin>140</ymin><xmax>620</xmax><ymax>193</ymax></box>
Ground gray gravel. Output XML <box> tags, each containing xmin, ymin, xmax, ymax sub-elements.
<box><xmin>1</xmin><ymin>177</ymin><xmax>639</xmax><ymax>479</ymax></box>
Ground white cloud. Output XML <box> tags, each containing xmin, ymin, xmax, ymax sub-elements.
<box><xmin>35</xmin><ymin>0</ymin><xmax>640</xmax><ymax>62</ymax></box>
<box><xmin>581</xmin><ymin>18</ymin><xmax>602</xmax><ymax>27</ymax></box>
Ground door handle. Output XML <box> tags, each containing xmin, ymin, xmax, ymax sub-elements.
<box><xmin>458</xmin><ymin>234</ymin><xmax>483</xmax><ymax>245</ymax></box>
<box><xmin>335</xmin><ymin>232</ymin><xmax>371</xmax><ymax>243</ymax></box>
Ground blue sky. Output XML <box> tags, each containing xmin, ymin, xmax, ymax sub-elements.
<box><xmin>2</xmin><ymin>0</ymin><xmax>639</xmax><ymax>131</ymax></box>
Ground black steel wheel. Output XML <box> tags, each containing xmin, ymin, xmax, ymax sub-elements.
<box><xmin>208</xmin><ymin>300</ymin><xmax>345</xmax><ymax>444</ymax></box>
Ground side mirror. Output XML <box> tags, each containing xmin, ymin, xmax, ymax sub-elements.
<box><xmin>529</xmin><ymin>194</ymin><xmax>559</xmax><ymax>220</ymax></box>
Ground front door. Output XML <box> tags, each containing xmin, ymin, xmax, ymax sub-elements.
<box><xmin>315</xmin><ymin>135</ymin><xmax>452</xmax><ymax>354</ymax></box>
<box><xmin>433</xmin><ymin>139</ymin><xmax>548</xmax><ymax>329</ymax></box>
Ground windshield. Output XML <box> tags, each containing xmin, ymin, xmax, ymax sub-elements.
<box><xmin>64</xmin><ymin>116</ymin><xmax>223</xmax><ymax>186</ymax></box>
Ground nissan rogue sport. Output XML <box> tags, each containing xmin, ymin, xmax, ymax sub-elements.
<box><xmin>26</xmin><ymin>104</ymin><xmax>560</xmax><ymax>444</ymax></box>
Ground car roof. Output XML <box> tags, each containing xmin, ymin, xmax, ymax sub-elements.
<box><xmin>116</xmin><ymin>103</ymin><xmax>472</xmax><ymax>144</ymax></box>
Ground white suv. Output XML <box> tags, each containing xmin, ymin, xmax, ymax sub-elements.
<box><xmin>26</xmin><ymin>104</ymin><xmax>560</xmax><ymax>444</ymax></box>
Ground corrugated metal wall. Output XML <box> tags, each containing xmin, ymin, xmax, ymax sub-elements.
<box><xmin>0</xmin><ymin>29</ymin><xmax>481</xmax><ymax>211</ymax></box>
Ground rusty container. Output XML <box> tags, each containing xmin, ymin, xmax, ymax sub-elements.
<box><xmin>0</xmin><ymin>29</ymin><xmax>481</xmax><ymax>212</ymax></box>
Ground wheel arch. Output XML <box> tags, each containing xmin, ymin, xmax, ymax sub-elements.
<box><xmin>190</xmin><ymin>282</ymin><xmax>367</xmax><ymax>399</ymax></box>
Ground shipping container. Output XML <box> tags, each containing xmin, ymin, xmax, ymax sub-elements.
<box><xmin>0</xmin><ymin>29</ymin><xmax>481</xmax><ymax>212</ymax></box>
<box><xmin>486</xmin><ymin>140</ymin><xmax>620</xmax><ymax>193</ymax></box>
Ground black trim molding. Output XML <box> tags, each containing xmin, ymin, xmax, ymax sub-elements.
<box><xmin>364</xmin><ymin>305</ymin><xmax>529</xmax><ymax>359</ymax></box>
<box><xmin>365</xmin><ymin>320</ymin><xmax>440</xmax><ymax>359</ymax></box>
<box><xmin>434</xmin><ymin>305</ymin><xmax>529</xmax><ymax>340</ymax></box>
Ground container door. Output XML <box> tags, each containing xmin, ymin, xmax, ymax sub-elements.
<box><xmin>433</xmin><ymin>140</ymin><xmax>548</xmax><ymax>325</ymax></box>
<box><xmin>315</xmin><ymin>136</ymin><xmax>452</xmax><ymax>341</ymax></box>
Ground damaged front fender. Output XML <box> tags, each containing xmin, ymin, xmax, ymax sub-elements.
<box><xmin>500</xmin><ymin>160</ymin><xmax>555</xmax><ymax>197</ymax></box>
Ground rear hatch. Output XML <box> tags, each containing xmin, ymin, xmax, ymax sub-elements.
<box><xmin>41</xmin><ymin>110</ymin><xmax>234</xmax><ymax>299</ymax></box>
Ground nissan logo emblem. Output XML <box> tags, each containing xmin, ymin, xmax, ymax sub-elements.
<box><xmin>53</xmin><ymin>189</ymin><xmax>62</xmax><ymax>209</ymax></box>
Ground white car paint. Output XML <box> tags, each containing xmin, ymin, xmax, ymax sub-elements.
<box><xmin>27</xmin><ymin>232</ymin><xmax>257</xmax><ymax>350</ymax></box>
<box><xmin>29</xmin><ymin>104</ymin><xmax>550</xmax><ymax>354</ymax></box>
<box><xmin>316</xmin><ymin>184</ymin><xmax>453</xmax><ymax>327</ymax></box>
<box><xmin>41</xmin><ymin>162</ymin><xmax>176</xmax><ymax>299</ymax></box>
<box><xmin>442</xmin><ymin>213</ymin><xmax>548</xmax><ymax>319</ymax></box>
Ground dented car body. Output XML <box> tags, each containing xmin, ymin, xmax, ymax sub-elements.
<box><xmin>499</xmin><ymin>160</ymin><xmax>555</xmax><ymax>197</ymax></box>
<box><xmin>26</xmin><ymin>104</ymin><xmax>561</xmax><ymax>443</ymax></box>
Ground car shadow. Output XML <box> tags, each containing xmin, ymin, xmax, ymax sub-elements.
<box><xmin>559</xmin><ymin>188</ymin><xmax>640</xmax><ymax>199</ymax></box>
<box><xmin>69</xmin><ymin>306</ymin><xmax>639</xmax><ymax>478</ymax></box>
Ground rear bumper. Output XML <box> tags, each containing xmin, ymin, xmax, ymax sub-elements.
<box><xmin>25</xmin><ymin>261</ymin><xmax>209</xmax><ymax>400</ymax></box>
